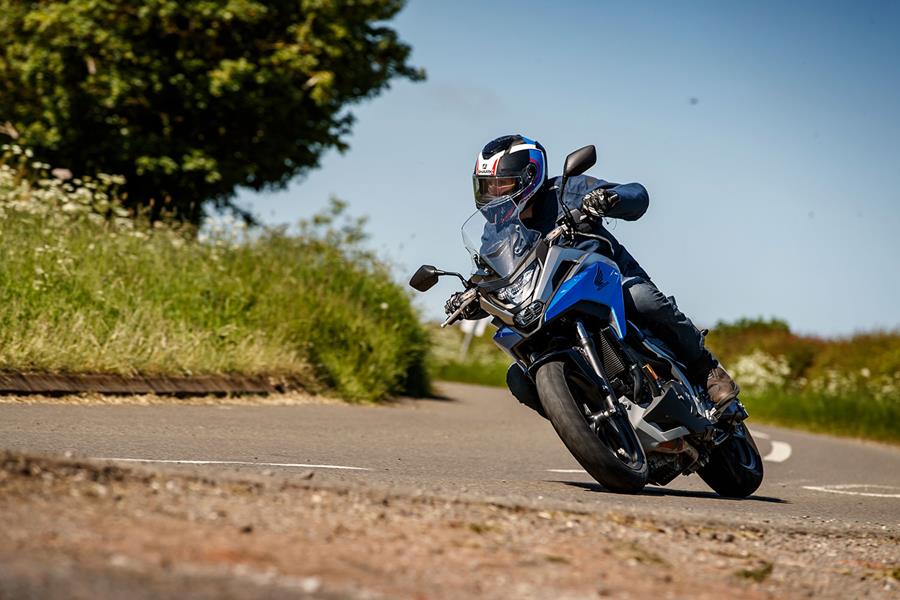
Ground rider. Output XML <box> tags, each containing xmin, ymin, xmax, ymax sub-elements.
<box><xmin>448</xmin><ymin>134</ymin><xmax>740</xmax><ymax>412</ymax></box>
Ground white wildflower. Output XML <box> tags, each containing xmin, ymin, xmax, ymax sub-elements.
<box><xmin>729</xmin><ymin>350</ymin><xmax>791</xmax><ymax>390</ymax></box>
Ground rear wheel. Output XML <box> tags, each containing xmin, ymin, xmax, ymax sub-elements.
<box><xmin>536</xmin><ymin>361</ymin><xmax>648</xmax><ymax>493</ymax></box>
<box><xmin>698</xmin><ymin>422</ymin><xmax>764</xmax><ymax>497</ymax></box>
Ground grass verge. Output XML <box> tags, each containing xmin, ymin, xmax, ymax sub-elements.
<box><xmin>0</xmin><ymin>149</ymin><xmax>429</xmax><ymax>402</ymax></box>
<box><xmin>739</xmin><ymin>389</ymin><xmax>899</xmax><ymax>444</ymax></box>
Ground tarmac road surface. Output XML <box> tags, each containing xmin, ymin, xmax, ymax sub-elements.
<box><xmin>1</xmin><ymin>382</ymin><xmax>898</xmax><ymax>531</ymax></box>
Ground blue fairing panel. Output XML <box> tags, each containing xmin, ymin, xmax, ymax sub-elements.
<box><xmin>544</xmin><ymin>261</ymin><xmax>626</xmax><ymax>338</ymax></box>
<box><xmin>493</xmin><ymin>325</ymin><xmax>523</xmax><ymax>358</ymax></box>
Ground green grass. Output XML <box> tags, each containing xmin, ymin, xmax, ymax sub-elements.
<box><xmin>432</xmin><ymin>360</ymin><xmax>507</xmax><ymax>388</ymax></box>
<box><xmin>0</xmin><ymin>155</ymin><xmax>429</xmax><ymax>402</ymax></box>
<box><xmin>740</xmin><ymin>389</ymin><xmax>900</xmax><ymax>443</ymax></box>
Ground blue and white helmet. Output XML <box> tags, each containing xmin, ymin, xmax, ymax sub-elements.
<box><xmin>473</xmin><ymin>134</ymin><xmax>547</xmax><ymax>208</ymax></box>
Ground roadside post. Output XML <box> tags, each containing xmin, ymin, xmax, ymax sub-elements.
<box><xmin>458</xmin><ymin>317</ymin><xmax>491</xmax><ymax>361</ymax></box>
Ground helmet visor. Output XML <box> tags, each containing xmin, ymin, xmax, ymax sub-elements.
<box><xmin>473</xmin><ymin>176</ymin><xmax>524</xmax><ymax>207</ymax></box>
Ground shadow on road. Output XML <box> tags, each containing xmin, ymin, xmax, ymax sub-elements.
<box><xmin>389</xmin><ymin>393</ymin><xmax>458</xmax><ymax>405</ymax></box>
<box><xmin>552</xmin><ymin>480</ymin><xmax>788</xmax><ymax>504</ymax></box>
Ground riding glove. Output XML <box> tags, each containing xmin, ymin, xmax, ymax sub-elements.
<box><xmin>444</xmin><ymin>292</ymin><xmax>464</xmax><ymax>316</ymax></box>
<box><xmin>444</xmin><ymin>292</ymin><xmax>487</xmax><ymax>320</ymax></box>
<box><xmin>581</xmin><ymin>188</ymin><xmax>620</xmax><ymax>219</ymax></box>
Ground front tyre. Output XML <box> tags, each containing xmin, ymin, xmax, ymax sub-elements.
<box><xmin>536</xmin><ymin>361</ymin><xmax>648</xmax><ymax>493</ymax></box>
<box><xmin>698</xmin><ymin>422</ymin><xmax>764</xmax><ymax>498</ymax></box>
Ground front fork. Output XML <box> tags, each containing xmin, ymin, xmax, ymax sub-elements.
<box><xmin>574</xmin><ymin>321</ymin><xmax>618</xmax><ymax>414</ymax></box>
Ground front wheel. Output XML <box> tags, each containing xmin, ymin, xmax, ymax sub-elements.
<box><xmin>698</xmin><ymin>422</ymin><xmax>764</xmax><ymax>497</ymax></box>
<box><xmin>536</xmin><ymin>361</ymin><xmax>648</xmax><ymax>493</ymax></box>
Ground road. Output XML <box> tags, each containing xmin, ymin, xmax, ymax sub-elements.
<box><xmin>1</xmin><ymin>382</ymin><xmax>898</xmax><ymax>531</ymax></box>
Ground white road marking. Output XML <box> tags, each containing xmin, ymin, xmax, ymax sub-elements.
<box><xmin>97</xmin><ymin>458</ymin><xmax>371</xmax><ymax>471</ymax></box>
<box><xmin>547</xmin><ymin>469</ymin><xmax>587</xmax><ymax>474</ymax></box>
<box><xmin>749</xmin><ymin>429</ymin><xmax>792</xmax><ymax>463</ymax></box>
<box><xmin>762</xmin><ymin>440</ymin><xmax>792</xmax><ymax>463</ymax></box>
<box><xmin>802</xmin><ymin>484</ymin><xmax>900</xmax><ymax>498</ymax></box>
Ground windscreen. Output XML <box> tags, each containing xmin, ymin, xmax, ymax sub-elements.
<box><xmin>461</xmin><ymin>196</ymin><xmax>541</xmax><ymax>279</ymax></box>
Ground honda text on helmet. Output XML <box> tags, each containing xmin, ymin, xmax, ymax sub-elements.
<box><xmin>473</xmin><ymin>135</ymin><xmax>547</xmax><ymax>208</ymax></box>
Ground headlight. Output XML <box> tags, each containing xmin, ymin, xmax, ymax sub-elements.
<box><xmin>494</xmin><ymin>262</ymin><xmax>540</xmax><ymax>306</ymax></box>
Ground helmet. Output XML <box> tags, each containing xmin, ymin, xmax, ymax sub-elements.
<box><xmin>472</xmin><ymin>134</ymin><xmax>547</xmax><ymax>208</ymax></box>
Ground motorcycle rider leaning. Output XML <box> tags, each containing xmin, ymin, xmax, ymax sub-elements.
<box><xmin>448</xmin><ymin>134</ymin><xmax>740</xmax><ymax>413</ymax></box>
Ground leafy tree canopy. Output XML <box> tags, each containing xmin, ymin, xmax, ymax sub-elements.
<box><xmin>0</xmin><ymin>0</ymin><xmax>423</xmax><ymax>223</ymax></box>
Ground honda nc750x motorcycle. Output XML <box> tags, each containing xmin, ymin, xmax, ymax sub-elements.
<box><xmin>410</xmin><ymin>145</ymin><xmax>763</xmax><ymax>495</ymax></box>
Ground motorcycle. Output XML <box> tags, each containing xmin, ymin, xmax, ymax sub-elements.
<box><xmin>410</xmin><ymin>145</ymin><xmax>763</xmax><ymax>496</ymax></box>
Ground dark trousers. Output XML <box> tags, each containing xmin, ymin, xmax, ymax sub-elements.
<box><xmin>621</xmin><ymin>276</ymin><xmax>716</xmax><ymax>382</ymax></box>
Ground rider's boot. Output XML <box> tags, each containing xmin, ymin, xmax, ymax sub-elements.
<box><xmin>707</xmin><ymin>365</ymin><xmax>740</xmax><ymax>410</ymax></box>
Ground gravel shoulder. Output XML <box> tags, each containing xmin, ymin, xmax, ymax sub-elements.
<box><xmin>1</xmin><ymin>451</ymin><xmax>896</xmax><ymax>600</ymax></box>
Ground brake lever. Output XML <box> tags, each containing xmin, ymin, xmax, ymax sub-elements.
<box><xmin>440</xmin><ymin>289</ymin><xmax>478</xmax><ymax>328</ymax></box>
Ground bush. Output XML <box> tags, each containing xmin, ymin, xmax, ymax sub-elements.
<box><xmin>0</xmin><ymin>145</ymin><xmax>429</xmax><ymax>401</ymax></box>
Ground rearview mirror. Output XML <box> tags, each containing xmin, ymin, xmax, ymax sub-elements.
<box><xmin>563</xmin><ymin>145</ymin><xmax>597</xmax><ymax>178</ymax></box>
<box><xmin>409</xmin><ymin>265</ymin><xmax>440</xmax><ymax>292</ymax></box>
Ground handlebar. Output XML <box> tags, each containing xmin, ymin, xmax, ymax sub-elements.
<box><xmin>552</xmin><ymin>210</ymin><xmax>615</xmax><ymax>254</ymax></box>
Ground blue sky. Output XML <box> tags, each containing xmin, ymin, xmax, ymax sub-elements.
<box><xmin>237</xmin><ymin>0</ymin><xmax>900</xmax><ymax>336</ymax></box>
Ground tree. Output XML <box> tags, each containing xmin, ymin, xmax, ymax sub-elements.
<box><xmin>0</xmin><ymin>0</ymin><xmax>423</xmax><ymax>223</ymax></box>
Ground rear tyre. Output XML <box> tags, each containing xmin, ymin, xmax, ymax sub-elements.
<box><xmin>536</xmin><ymin>361</ymin><xmax>648</xmax><ymax>493</ymax></box>
<box><xmin>698</xmin><ymin>422</ymin><xmax>764</xmax><ymax>498</ymax></box>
